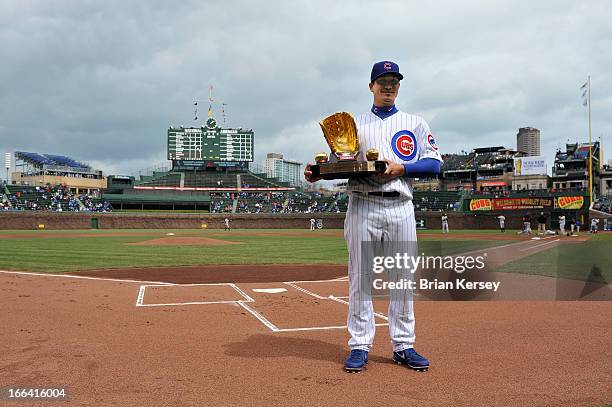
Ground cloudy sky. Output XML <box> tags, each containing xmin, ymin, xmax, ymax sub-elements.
<box><xmin>1</xmin><ymin>0</ymin><xmax>610</xmax><ymax>178</ymax></box>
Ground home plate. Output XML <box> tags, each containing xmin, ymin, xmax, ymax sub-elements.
<box><xmin>531</xmin><ymin>237</ymin><xmax>541</xmax><ymax>240</ymax></box>
<box><xmin>252</xmin><ymin>288</ymin><xmax>287</xmax><ymax>294</ymax></box>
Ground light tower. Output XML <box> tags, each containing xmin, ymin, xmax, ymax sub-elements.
<box><xmin>4</xmin><ymin>152</ymin><xmax>11</xmax><ymax>184</ymax></box>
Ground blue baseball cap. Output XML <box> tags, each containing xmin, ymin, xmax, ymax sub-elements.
<box><xmin>370</xmin><ymin>60</ymin><xmax>403</xmax><ymax>82</ymax></box>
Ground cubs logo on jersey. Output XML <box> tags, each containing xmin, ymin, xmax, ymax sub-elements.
<box><xmin>427</xmin><ymin>133</ymin><xmax>438</xmax><ymax>150</ymax></box>
<box><xmin>391</xmin><ymin>130</ymin><xmax>418</xmax><ymax>161</ymax></box>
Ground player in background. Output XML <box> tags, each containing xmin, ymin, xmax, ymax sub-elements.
<box><xmin>590</xmin><ymin>218</ymin><xmax>599</xmax><ymax>233</ymax></box>
<box><xmin>441</xmin><ymin>213</ymin><xmax>449</xmax><ymax>233</ymax></box>
<box><xmin>558</xmin><ymin>214</ymin><xmax>566</xmax><ymax>235</ymax></box>
<box><xmin>497</xmin><ymin>214</ymin><xmax>506</xmax><ymax>232</ymax></box>
<box><xmin>537</xmin><ymin>212</ymin><xmax>547</xmax><ymax>235</ymax></box>
<box><xmin>224</xmin><ymin>217</ymin><xmax>231</xmax><ymax>231</ymax></box>
<box><xmin>520</xmin><ymin>214</ymin><xmax>532</xmax><ymax>235</ymax></box>
<box><xmin>309</xmin><ymin>218</ymin><xmax>316</xmax><ymax>231</ymax></box>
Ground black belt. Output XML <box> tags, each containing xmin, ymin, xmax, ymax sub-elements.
<box><xmin>353</xmin><ymin>191</ymin><xmax>400</xmax><ymax>197</ymax></box>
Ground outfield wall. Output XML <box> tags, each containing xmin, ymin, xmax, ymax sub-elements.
<box><xmin>0</xmin><ymin>211</ymin><xmax>582</xmax><ymax>230</ymax></box>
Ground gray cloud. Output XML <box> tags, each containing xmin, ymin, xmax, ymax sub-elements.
<box><xmin>0</xmin><ymin>0</ymin><xmax>610</xmax><ymax>177</ymax></box>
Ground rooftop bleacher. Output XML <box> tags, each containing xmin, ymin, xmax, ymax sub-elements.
<box><xmin>15</xmin><ymin>151</ymin><xmax>90</xmax><ymax>169</ymax></box>
<box><xmin>441</xmin><ymin>154</ymin><xmax>472</xmax><ymax>171</ymax></box>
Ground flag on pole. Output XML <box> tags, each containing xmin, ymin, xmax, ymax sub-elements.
<box><xmin>580</xmin><ymin>81</ymin><xmax>588</xmax><ymax>107</ymax></box>
<box><xmin>208</xmin><ymin>85</ymin><xmax>214</xmax><ymax>117</ymax></box>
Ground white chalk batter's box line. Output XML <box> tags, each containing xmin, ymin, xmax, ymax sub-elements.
<box><xmin>134</xmin><ymin>280</ymin><xmax>388</xmax><ymax>332</ymax></box>
<box><xmin>135</xmin><ymin>283</ymin><xmax>254</xmax><ymax>307</ymax></box>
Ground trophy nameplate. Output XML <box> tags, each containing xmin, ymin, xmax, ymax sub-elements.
<box><xmin>310</xmin><ymin>160</ymin><xmax>387</xmax><ymax>180</ymax></box>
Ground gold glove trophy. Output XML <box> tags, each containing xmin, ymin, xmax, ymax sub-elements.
<box><xmin>310</xmin><ymin>112</ymin><xmax>386</xmax><ymax>180</ymax></box>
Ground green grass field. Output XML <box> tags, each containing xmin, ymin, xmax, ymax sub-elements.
<box><xmin>0</xmin><ymin>229</ymin><xmax>609</xmax><ymax>283</ymax></box>
<box><xmin>0</xmin><ymin>229</ymin><xmax>502</xmax><ymax>273</ymax></box>
<box><xmin>495</xmin><ymin>232</ymin><xmax>612</xmax><ymax>282</ymax></box>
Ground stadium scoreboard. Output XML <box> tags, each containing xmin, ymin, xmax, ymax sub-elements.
<box><xmin>167</xmin><ymin>122</ymin><xmax>254</xmax><ymax>163</ymax></box>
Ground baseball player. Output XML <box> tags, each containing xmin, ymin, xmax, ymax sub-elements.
<box><xmin>441</xmin><ymin>213</ymin><xmax>449</xmax><ymax>233</ymax></box>
<box><xmin>558</xmin><ymin>214</ymin><xmax>566</xmax><ymax>235</ymax></box>
<box><xmin>224</xmin><ymin>217</ymin><xmax>231</xmax><ymax>231</ymax></box>
<box><xmin>524</xmin><ymin>214</ymin><xmax>532</xmax><ymax>235</ymax></box>
<box><xmin>309</xmin><ymin>218</ymin><xmax>316</xmax><ymax>231</ymax></box>
<box><xmin>497</xmin><ymin>214</ymin><xmax>506</xmax><ymax>232</ymax></box>
<box><xmin>537</xmin><ymin>212</ymin><xmax>547</xmax><ymax>235</ymax></box>
<box><xmin>305</xmin><ymin>60</ymin><xmax>441</xmax><ymax>373</ymax></box>
<box><xmin>590</xmin><ymin>218</ymin><xmax>599</xmax><ymax>233</ymax></box>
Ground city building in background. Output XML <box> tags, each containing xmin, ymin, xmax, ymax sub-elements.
<box><xmin>516</xmin><ymin>127</ymin><xmax>541</xmax><ymax>156</ymax></box>
<box><xmin>261</xmin><ymin>153</ymin><xmax>303</xmax><ymax>187</ymax></box>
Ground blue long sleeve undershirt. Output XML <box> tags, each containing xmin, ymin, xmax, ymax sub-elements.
<box><xmin>402</xmin><ymin>158</ymin><xmax>441</xmax><ymax>178</ymax></box>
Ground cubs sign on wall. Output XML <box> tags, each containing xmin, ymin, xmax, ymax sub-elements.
<box><xmin>556</xmin><ymin>196</ymin><xmax>585</xmax><ymax>210</ymax></box>
<box><xmin>470</xmin><ymin>196</ymin><xmax>586</xmax><ymax>211</ymax></box>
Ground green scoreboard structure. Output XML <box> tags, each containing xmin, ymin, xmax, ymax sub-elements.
<box><xmin>167</xmin><ymin>117</ymin><xmax>254</xmax><ymax>170</ymax></box>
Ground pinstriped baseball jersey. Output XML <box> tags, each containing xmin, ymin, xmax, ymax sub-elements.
<box><xmin>348</xmin><ymin>111</ymin><xmax>443</xmax><ymax>198</ymax></box>
<box><xmin>344</xmin><ymin>108</ymin><xmax>441</xmax><ymax>353</ymax></box>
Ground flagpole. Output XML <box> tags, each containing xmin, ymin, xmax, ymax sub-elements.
<box><xmin>588</xmin><ymin>75</ymin><xmax>593</xmax><ymax>204</ymax></box>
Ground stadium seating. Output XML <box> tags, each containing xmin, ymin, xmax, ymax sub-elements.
<box><xmin>184</xmin><ymin>173</ymin><xmax>238</xmax><ymax>188</ymax></box>
<box><xmin>593</xmin><ymin>195</ymin><xmax>612</xmax><ymax>214</ymax></box>
<box><xmin>15</xmin><ymin>151</ymin><xmax>89</xmax><ymax>169</ymax></box>
<box><xmin>43</xmin><ymin>154</ymin><xmax>88</xmax><ymax>169</ymax></box>
<box><xmin>239</xmin><ymin>173</ymin><xmax>290</xmax><ymax>189</ymax></box>
<box><xmin>136</xmin><ymin>172</ymin><xmax>182</xmax><ymax>187</ymax></box>
<box><xmin>136</xmin><ymin>170</ymin><xmax>290</xmax><ymax>190</ymax></box>
<box><xmin>3</xmin><ymin>184</ymin><xmax>111</xmax><ymax>212</ymax></box>
<box><xmin>413</xmin><ymin>191</ymin><xmax>462</xmax><ymax>212</ymax></box>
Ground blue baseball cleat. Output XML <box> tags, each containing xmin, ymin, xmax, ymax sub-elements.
<box><xmin>344</xmin><ymin>349</ymin><xmax>368</xmax><ymax>373</ymax></box>
<box><xmin>392</xmin><ymin>348</ymin><xmax>430</xmax><ymax>371</ymax></box>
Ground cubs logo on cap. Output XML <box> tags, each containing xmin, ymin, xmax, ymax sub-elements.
<box><xmin>371</xmin><ymin>60</ymin><xmax>404</xmax><ymax>82</ymax></box>
<box><xmin>391</xmin><ymin>130</ymin><xmax>418</xmax><ymax>161</ymax></box>
<box><xmin>427</xmin><ymin>134</ymin><xmax>438</xmax><ymax>150</ymax></box>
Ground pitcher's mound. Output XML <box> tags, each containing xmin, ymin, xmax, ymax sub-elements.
<box><xmin>127</xmin><ymin>237</ymin><xmax>241</xmax><ymax>246</ymax></box>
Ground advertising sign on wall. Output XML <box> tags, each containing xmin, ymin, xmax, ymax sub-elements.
<box><xmin>514</xmin><ymin>156</ymin><xmax>547</xmax><ymax>176</ymax></box>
